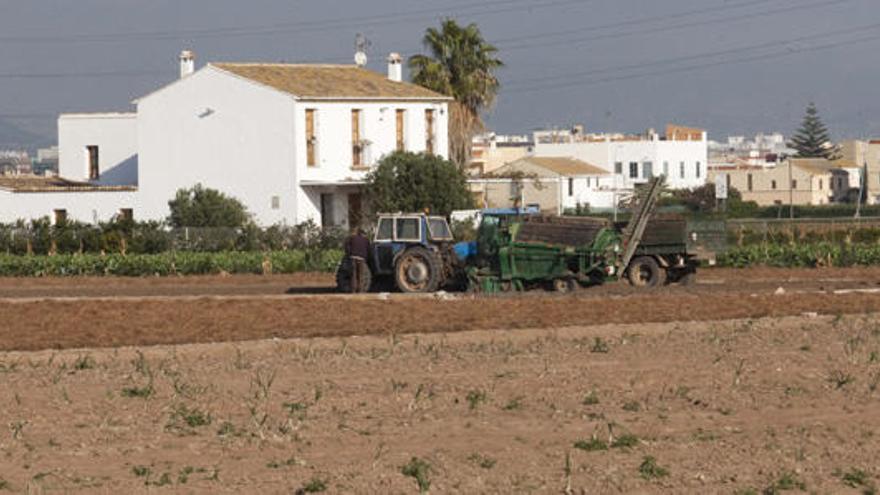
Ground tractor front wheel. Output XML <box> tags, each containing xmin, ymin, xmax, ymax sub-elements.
<box><xmin>395</xmin><ymin>247</ymin><xmax>440</xmax><ymax>293</ymax></box>
<box><xmin>627</xmin><ymin>256</ymin><xmax>666</xmax><ymax>288</ymax></box>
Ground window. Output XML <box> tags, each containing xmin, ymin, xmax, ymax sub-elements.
<box><xmin>271</xmin><ymin>196</ymin><xmax>280</xmax><ymax>210</ymax></box>
<box><xmin>351</xmin><ymin>109</ymin><xmax>363</xmax><ymax>168</ymax></box>
<box><xmin>614</xmin><ymin>162</ymin><xmax>623</xmax><ymax>175</ymax></box>
<box><xmin>425</xmin><ymin>109</ymin><xmax>435</xmax><ymax>154</ymax></box>
<box><xmin>726</xmin><ymin>174</ymin><xmax>731</xmax><ymax>191</ymax></box>
<box><xmin>87</xmin><ymin>145</ymin><xmax>99</xmax><ymax>180</ymax></box>
<box><xmin>771</xmin><ymin>180</ymin><xmax>777</xmax><ymax>190</ymax></box>
<box><xmin>791</xmin><ymin>179</ymin><xmax>797</xmax><ymax>190</ymax></box>
<box><xmin>119</xmin><ymin>208</ymin><xmax>133</xmax><ymax>221</ymax></box>
<box><xmin>663</xmin><ymin>161</ymin><xmax>669</xmax><ymax>177</ymax></box>
<box><xmin>629</xmin><ymin>162</ymin><xmax>638</xmax><ymax>179</ymax></box>
<box><xmin>680</xmin><ymin>162</ymin><xmax>685</xmax><ymax>179</ymax></box>
<box><xmin>643</xmin><ymin>162</ymin><xmax>653</xmax><ymax>178</ymax></box>
<box><xmin>54</xmin><ymin>209</ymin><xmax>67</xmax><ymax>225</ymax></box>
<box><xmin>747</xmin><ymin>174</ymin><xmax>753</xmax><ymax>192</ymax></box>
<box><xmin>306</xmin><ymin>109</ymin><xmax>317</xmax><ymax>166</ymax></box>
<box><xmin>396</xmin><ymin>109</ymin><xmax>406</xmax><ymax>151</ymax></box>
<box><xmin>568</xmin><ymin>178</ymin><xmax>574</xmax><ymax>196</ymax></box>
<box><xmin>819</xmin><ymin>179</ymin><xmax>823</xmax><ymax>190</ymax></box>
<box><xmin>428</xmin><ymin>217</ymin><xmax>452</xmax><ymax>240</ymax></box>
<box><xmin>376</xmin><ymin>218</ymin><xmax>393</xmax><ymax>241</ymax></box>
<box><xmin>395</xmin><ymin>217</ymin><xmax>420</xmax><ymax>241</ymax></box>
<box><xmin>695</xmin><ymin>161</ymin><xmax>701</xmax><ymax>179</ymax></box>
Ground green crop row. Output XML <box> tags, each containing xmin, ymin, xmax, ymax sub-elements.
<box><xmin>0</xmin><ymin>250</ymin><xmax>343</xmax><ymax>277</ymax></box>
<box><xmin>717</xmin><ymin>243</ymin><xmax>880</xmax><ymax>268</ymax></box>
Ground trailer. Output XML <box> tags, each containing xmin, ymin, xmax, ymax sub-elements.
<box><xmin>462</xmin><ymin>177</ymin><xmax>698</xmax><ymax>293</ymax></box>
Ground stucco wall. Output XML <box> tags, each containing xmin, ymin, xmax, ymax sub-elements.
<box><xmin>58</xmin><ymin>113</ymin><xmax>138</xmax><ymax>186</ymax></box>
<box><xmin>0</xmin><ymin>189</ymin><xmax>138</xmax><ymax>224</ymax></box>
<box><xmin>715</xmin><ymin>166</ymin><xmax>832</xmax><ymax>206</ymax></box>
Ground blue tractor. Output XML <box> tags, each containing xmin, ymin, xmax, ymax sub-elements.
<box><xmin>335</xmin><ymin>213</ymin><xmax>459</xmax><ymax>293</ymax></box>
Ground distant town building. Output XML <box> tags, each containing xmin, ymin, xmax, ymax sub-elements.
<box><xmin>708</xmin><ymin>133</ymin><xmax>794</xmax><ymax>169</ymax></box>
<box><xmin>709</xmin><ymin>158</ymin><xmax>850</xmax><ymax>207</ymax></box>
<box><xmin>0</xmin><ymin>150</ymin><xmax>31</xmax><ymax>175</ymax></box>
<box><xmin>836</xmin><ymin>139</ymin><xmax>880</xmax><ymax>205</ymax></box>
<box><xmin>33</xmin><ymin>145</ymin><xmax>59</xmax><ymax>175</ymax></box>
<box><xmin>469</xmin><ymin>133</ymin><xmax>532</xmax><ymax>176</ymax></box>
<box><xmin>532</xmin><ymin>124</ymin><xmax>708</xmax><ymax>190</ymax></box>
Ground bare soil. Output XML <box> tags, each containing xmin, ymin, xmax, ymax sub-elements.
<box><xmin>0</xmin><ymin>314</ymin><xmax>878</xmax><ymax>493</ymax></box>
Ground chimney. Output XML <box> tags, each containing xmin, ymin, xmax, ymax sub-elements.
<box><xmin>387</xmin><ymin>52</ymin><xmax>402</xmax><ymax>82</ymax></box>
<box><xmin>179</xmin><ymin>50</ymin><xmax>195</xmax><ymax>79</ymax></box>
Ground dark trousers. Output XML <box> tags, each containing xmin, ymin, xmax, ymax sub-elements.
<box><xmin>350</xmin><ymin>256</ymin><xmax>366</xmax><ymax>293</ymax></box>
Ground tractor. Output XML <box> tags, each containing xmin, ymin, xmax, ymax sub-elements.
<box><xmin>335</xmin><ymin>213</ymin><xmax>459</xmax><ymax>293</ymax></box>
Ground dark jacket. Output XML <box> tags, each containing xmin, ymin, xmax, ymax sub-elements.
<box><xmin>345</xmin><ymin>234</ymin><xmax>370</xmax><ymax>259</ymax></box>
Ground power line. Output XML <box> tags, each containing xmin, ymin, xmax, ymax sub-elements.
<box><xmin>505</xmin><ymin>20</ymin><xmax>880</xmax><ymax>87</ymax></box>
<box><xmin>505</xmin><ymin>30</ymin><xmax>880</xmax><ymax>94</ymax></box>
<box><xmin>0</xmin><ymin>70</ymin><xmax>167</xmax><ymax>80</ymax></box>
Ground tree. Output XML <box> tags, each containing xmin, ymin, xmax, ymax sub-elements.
<box><xmin>664</xmin><ymin>183</ymin><xmax>759</xmax><ymax>217</ymax></box>
<box><xmin>167</xmin><ymin>184</ymin><xmax>251</xmax><ymax>228</ymax></box>
<box><xmin>408</xmin><ymin>19</ymin><xmax>503</xmax><ymax>167</ymax></box>
<box><xmin>790</xmin><ymin>103</ymin><xmax>839</xmax><ymax>159</ymax></box>
<box><xmin>365</xmin><ymin>151</ymin><xmax>474</xmax><ymax>216</ymax></box>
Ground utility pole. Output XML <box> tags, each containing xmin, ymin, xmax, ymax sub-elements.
<box><xmin>789</xmin><ymin>158</ymin><xmax>794</xmax><ymax>220</ymax></box>
<box><xmin>855</xmin><ymin>159</ymin><xmax>866</xmax><ymax>219</ymax></box>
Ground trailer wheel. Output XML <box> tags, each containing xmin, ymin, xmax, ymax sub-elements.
<box><xmin>395</xmin><ymin>247</ymin><xmax>440</xmax><ymax>293</ymax></box>
<box><xmin>552</xmin><ymin>278</ymin><xmax>579</xmax><ymax>293</ymax></box>
<box><xmin>627</xmin><ymin>256</ymin><xmax>666</xmax><ymax>288</ymax></box>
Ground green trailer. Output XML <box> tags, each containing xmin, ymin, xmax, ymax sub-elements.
<box><xmin>464</xmin><ymin>178</ymin><xmax>698</xmax><ymax>293</ymax></box>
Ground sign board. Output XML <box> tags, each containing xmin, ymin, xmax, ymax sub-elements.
<box><xmin>715</xmin><ymin>173</ymin><xmax>728</xmax><ymax>200</ymax></box>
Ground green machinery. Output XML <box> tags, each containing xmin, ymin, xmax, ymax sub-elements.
<box><xmin>464</xmin><ymin>178</ymin><xmax>698</xmax><ymax>293</ymax></box>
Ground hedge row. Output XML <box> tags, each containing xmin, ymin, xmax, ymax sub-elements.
<box><xmin>0</xmin><ymin>250</ymin><xmax>343</xmax><ymax>277</ymax></box>
<box><xmin>717</xmin><ymin>243</ymin><xmax>880</xmax><ymax>268</ymax></box>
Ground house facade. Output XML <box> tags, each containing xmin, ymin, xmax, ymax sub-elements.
<box><xmin>532</xmin><ymin>124</ymin><xmax>708</xmax><ymax>190</ymax></box>
<box><xmin>0</xmin><ymin>52</ymin><xmax>451</xmax><ymax>228</ymax></box>
<box><xmin>709</xmin><ymin>159</ymin><xmax>837</xmax><ymax>206</ymax></box>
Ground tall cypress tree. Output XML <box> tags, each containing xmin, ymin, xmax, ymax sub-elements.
<box><xmin>789</xmin><ymin>103</ymin><xmax>838</xmax><ymax>159</ymax></box>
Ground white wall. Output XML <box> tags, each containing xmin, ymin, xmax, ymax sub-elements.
<box><xmin>560</xmin><ymin>175</ymin><xmax>627</xmax><ymax>210</ymax></box>
<box><xmin>0</xmin><ymin>189</ymin><xmax>138</xmax><ymax>224</ymax></box>
<box><xmin>534</xmin><ymin>136</ymin><xmax>707</xmax><ymax>190</ymax></box>
<box><xmin>137</xmin><ymin>66</ymin><xmax>298</xmax><ymax>226</ymax></box>
<box><xmin>58</xmin><ymin>113</ymin><xmax>138</xmax><ymax>185</ymax></box>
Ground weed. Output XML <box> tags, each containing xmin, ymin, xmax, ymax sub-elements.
<box><xmin>611</xmin><ymin>434</ymin><xmax>639</xmax><ymax>449</ymax></box>
<box><xmin>0</xmin><ymin>479</ymin><xmax>8</xmax><ymax>491</ymax></box>
<box><xmin>468</xmin><ymin>453</ymin><xmax>497</xmax><ymax>469</ymax></box>
<box><xmin>73</xmin><ymin>355</ymin><xmax>96</xmax><ymax>371</ymax></box>
<box><xmin>132</xmin><ymin>466</ymin><xmax>150</xmax><ymax>478</ymax></box>
<box><xmin>251</xmin><ymin>368</ymin><xmax>277</xmax><ymax>401</ymax></box>
<box><xmin>298</xmin><ymin>478</ymin><xmax>328</xmax><ymax>493</ymax></box>
<box><xmin>234</xmin><ymin>348</ymin><xmax>251</xmax><ymax>370</ymax></box>
<box><xmin>591</xmin><ymin>337</ymin><xmax>610</xmax><ymax>353</ymax></box>
<box><xmin>638</xmin><ymin>456</ymin><xmax>669</xmax><ymax>479</ymax></box>
<box><xmin>798</xmin><ymin>344</ymin><xmax>811</xmax><ymax>352</ymax></box>
<box><xmin>839</xmin><ymin>468</ymin><xmax>871</xmax><ymax>489</ymax></box>
<box><xmin>870</xmin><ymin>371</ymin><xmax>880</xmax><ymax>393</ymax></box>
<box><xmin>582</xmin><ymin>391</ymin><xmax>600</xmax><ymax>405</ymax></box>
<box><xmin>216</xmin><ymin>421</ymin><xmax>239</xmax><ymax>437</ymax></box>
<box><xmin>503</xmin><ymin>396</ymin><xmax>524</xmax><ymax>411</ymax></box>
<box><xmin>622</xmin><ymin>400</ymin><xmax>641</xmax><ymax>412</ymax></box>
<box><xmin>148</xmin><ymin>472</ymin><xmax>172</xmax><ymax>487</ymax></box>
<box><xmin>0</xmin><ymin>361</ymin><xmax>19</xmax><ymax>373</ymax></box>
<box><xmin>121</xmin><ymin>384</ymin><xmax>154</xmax><ymax>399</ymax></box>
<box><xmin>828</xmin><ymin>370</ymin><xmax>856</xmax><ymax>390</ymax></box>
<box><xmin>466</xmin><ymin>390</ymin><xmax>487</xmax><ymax>410</ymax></box>
<box><xmin>9</xmin><ymin>420</ymin><xmax>27</xmax><ymax>440</ymax></box>
<box><xmin>401</xmin><ymin>457</ymin><xmax>431</xmax><ymax>493</ymax></box>
<box><xmin>764</xmin><ymin>471</ymin><xmax>806</xmax><ymax>493</ymax></box>
<box><xmin>573</xmin><ymin>437</ymin><xmax>608</xmax><ymax>452</ymax></box>
<box><xmin>132</xmin><ymin>350</ymin><xmax>150</xmax><ymax>376</ymax></box>
<box><xmin>167</xmin><ymin>404</ymin><xmax>212</xmax><ymax>433</ymax></box>
<box><xmin>391</xmin><ymin>380</ymin><xmax>408</xmax><ymax>392</ymax></box>
<box><xmin>734</xmin><ymin>489</ymin><xmax>758</xmax><ymax>495</ymax></box>
<box><xmin>267</xmin><ymin>457</ymin><xmax>297</xmax><ymax>469</ymax></box>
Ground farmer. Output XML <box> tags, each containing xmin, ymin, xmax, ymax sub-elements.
<box><xmin>344</xmin><ymin>227</ymin><xmax>370</xmax><ymax>293</ymax></box>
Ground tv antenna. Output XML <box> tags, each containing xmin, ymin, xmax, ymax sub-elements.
<box><xmin>354</xmin><ymin>33</ymin><xmax>371</xmax><ymax>67</ymax></box>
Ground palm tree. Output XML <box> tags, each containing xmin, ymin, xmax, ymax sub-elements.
<box><xmin>409</xmin><ymin>19</ymin><xmax>503</xmax><ymax>167</ymax></box>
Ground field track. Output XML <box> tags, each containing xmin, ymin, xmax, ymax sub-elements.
<box><xmin>1</xmin><ymin>267</ymin><xmax>880</xmax><ymax>351</ymax></box>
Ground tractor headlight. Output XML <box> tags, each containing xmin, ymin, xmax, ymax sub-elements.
<box><xmin>613</xmin><ymin>244</ymin><xmax>620</xmax><ymax>253</ymax></box>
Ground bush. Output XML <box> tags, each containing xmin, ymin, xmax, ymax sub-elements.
<box><xmin>167</xmin><ymin>184</ymin><xmax>251</xmax><ymax>228</ymax></box>
<box><xmin>717</xmin><ymin>242</ymin><xmax>880</xmax><ymax>268</ymax></box>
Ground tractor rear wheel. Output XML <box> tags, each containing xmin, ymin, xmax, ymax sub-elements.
<box><xmin>395</xmin><ymin>247</ymin><xmax>440</xmax><ymax>293</ymax></box>
<box><xmin>627</xmin><ymin>256</ymin><xmax>666</xmax><ymax>288</ymax></box>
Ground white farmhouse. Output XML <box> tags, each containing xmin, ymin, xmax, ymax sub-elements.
<box><xmin>532</xmin><ymin>124</ymin><xmax>708</xmax><ymax>190</ymax></box>
<box><xmin>0</xmin><ymin>51</ymin><xmax>451</xmax><ymax>228</ymax></box>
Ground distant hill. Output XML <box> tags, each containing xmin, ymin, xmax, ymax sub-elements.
<box><xmin>0</xmin><ymin>118</ymin><xmax>53</xmax><ymax>150</ymax></box>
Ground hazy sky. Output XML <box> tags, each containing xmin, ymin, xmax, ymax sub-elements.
<box><xmin>1</xmin><ymin>0</ymin><xmax>878</xmax><ymax>147</ymax></box>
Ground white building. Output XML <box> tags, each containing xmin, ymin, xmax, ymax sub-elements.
<box><xmin>708</xmin><ymin>132</ymin><xmax>793</xmax><ymax>168</ymax></box>
<box><xmin>0</xmin><ymin>51</ymin><xmax>451</xmax><ymax>227</ymax></box>
<box><xmin>532</xmin><ymin>124</ymin><xmax>708</xmax><ymax>190</ymax></box>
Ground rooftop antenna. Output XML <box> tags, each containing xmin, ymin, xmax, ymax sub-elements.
<box><xmin>354</xmin><ymin>33</ymin><xmax>371</xmax><ymax>67</ymax></box>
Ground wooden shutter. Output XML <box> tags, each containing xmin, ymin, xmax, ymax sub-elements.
<box><xmin>425</xmin><ymin>109</ymin><xmax>435</xmax><ymax>154</ymax></box>
<box><xmin>306</xmin><ymin>109</ymin><xmax>316</xmax><ymax>166</ymax></box>
<box><xmin>396</xmin><ymin>109</ymin><xmax>405</xmax><ymax>151</ymax></box>
<box><xmin>351</xmin><ymin>110</ymin><xmax>361</xmax><ymax>167</ymax></box>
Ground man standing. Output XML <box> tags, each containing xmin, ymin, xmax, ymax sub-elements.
<box><xmin>344</xmin><ymin>227</ymin><xmax>370</xmax><ymax>293</ymax></box>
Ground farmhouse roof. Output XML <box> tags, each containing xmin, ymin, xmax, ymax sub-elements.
<box><xmin>789</xmin><ymin>158</ymin><xmax>836</xmax><ymax>175</ymax></box>
<box><xmin>212</xmin><ymin>63</ymin><xmax>452</xmax><ymax>100</ymax></box>
<box><xmin>496</xmin><ymin>157</ymin><xmax>608</xmax><ymax>177</ymax></box>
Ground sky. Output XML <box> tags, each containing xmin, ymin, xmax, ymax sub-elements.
<box><xmin>0</xmin><ymin>0</ymin><xmax>878</xmax><ymax>148</ymax></box>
